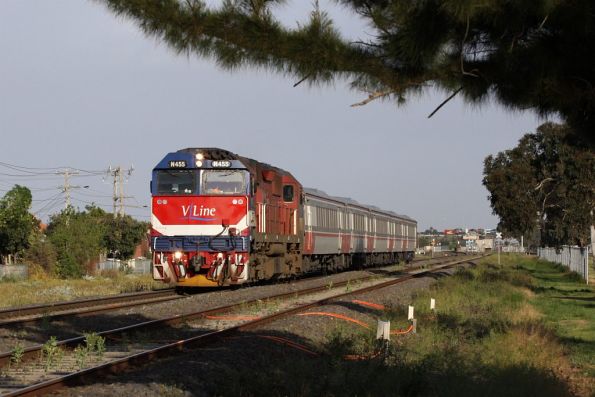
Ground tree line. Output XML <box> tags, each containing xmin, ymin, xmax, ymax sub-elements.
<box><xmin>483</xmin><ymin>123</ymin><xmax>594</xmax><ymax>248</ymax></box>
<box><xmin>0</xmin><ymin>185</ymin><xmax>149</xmax><ymax>278</ymax></box>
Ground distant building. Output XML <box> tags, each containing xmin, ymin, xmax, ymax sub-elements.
<box><xmin>476</xmin><ymin>238</ymin><xmax>494</xmax><ymax>253</ymax></box>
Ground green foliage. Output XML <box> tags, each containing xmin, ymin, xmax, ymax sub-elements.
<box><xmin>73</xmin><ymin>345</ymin><xmax>88</xmax><ymax>370</ymax></box>
<box><xmin>41</xmin><ymin>336</ymin><xmax>63</xmax><ymax>372</ymax></box>
<box><xmin>103</xmin><ymin>215</ymin><xmax>148</xmax><ymax>259</ymax></box>
<box><xmin>10</xmin><ymin>343</ymin><xmax>25</xmax><ymax>366</ymax></box>
<box><xmin>0</xmin><ymin>185</ymin><xmax>37</xmax><ymax>264</ymax></box>
<box><xmin>84</xmin><ymin>332</ymin><xmax>106</xmax><ymax>358</ymax></box>
<box><xmin>46</xmin><ymin>206</ymin><xmax>148</xmax><ymax>278</ymax></box>
<box><xmin>98</xmin><ymin>0</ymin><xmax>595</xmax><ymax>143</ymax></box>
<box><xmin>483</xmin><ymin>123</ymin><xmax>594</xmax><ymax>247</ymax></box>
<box><xmin>24</xmin><ymin>230</ymin><xmax>58</xmax><ymax>275</ymax></box>
<box><xmin>47</xmin><ymin>206</ymin><xmax>107</xmax><ymax>278</ymax></box>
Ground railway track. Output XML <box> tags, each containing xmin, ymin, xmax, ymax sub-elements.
<box><xmin>0</xmin><ymin>253</ymin><xmax>449</xmax><ymax>330</ymax></box>
<box><xmin>0</xmin><ymin>288</ymin><xmax>181</xmax><ymax>327</ymax></box>
<box><xmin>0</xmin><ymin>255</ymin><xmax>481</xmax><ymax>396</ymax></box>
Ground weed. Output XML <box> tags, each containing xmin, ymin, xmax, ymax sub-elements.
<box><xmin>345</xmin><ymin>280</ymin><xmax>351</xmax><ymax>292</ymax></box>
<box><xmin>84</xmin><ymin>332</ymin><xmax>106</xmax><ymax>358</ymax></box>
<box><xmin>73</xmin><ymin>345</ymin><xmax>88</xmax><ymax>370</ymax></box>
<box><xmin>10</xmin><ymin>343</ymin><xmax>25</xmax><ymax>366</ymax></box>
<box><xmin>327</xmin><ymin>281</ymin><xmax>333</xmax><ymax>291</ymax></box>
<box><xmin>42</xmin><ymin>336</ymin><xmax>63</xmax><ymax>372</ymax></box>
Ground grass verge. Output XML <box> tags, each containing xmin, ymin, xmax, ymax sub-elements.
<box><xmin>206</xmin><ymin>254</ymin><xmax>594</xmax><ymax>396</ymax></box>
<box><xmin>0</xmin><ymin>273</ymin><xmax>167</xmax><ymax>308</ymax></box>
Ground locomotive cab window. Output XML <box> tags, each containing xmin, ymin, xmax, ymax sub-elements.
<box><xmin>156</xmin><ymin>170</ymin><xmax>196</xmax><ymax>195</ymax></box>
<box><xmin>201</xmin><ymin>170</ymin><xmax>247</xmax><ymax>195</ymax></box>
<box><xmin>283</xmin><ymin>185</ymin><xmax>294</xmax><ymax>202</ymax></box>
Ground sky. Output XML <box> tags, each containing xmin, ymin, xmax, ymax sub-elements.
<box><xmin>0</xmin><ymin>0</ymin><xmax>544</xmax><ymax>230</ymax></box>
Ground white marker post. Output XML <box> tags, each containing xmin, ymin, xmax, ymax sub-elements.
<box><xmin>496</xmin><ymin>232</ymin><xmax>502</xmax><ymax>266</ymax></box>
<box><xmin>377</xmin><ymin>319</ymin><xmax>391</xmax><ymax>359</ymax></box>
<box><xmin>408</xmin><ymin>305</ymin><xmax>414</xmax><ymax>320</ymax></box>
<box><xmin>430</xmin><ymin>298</ymin><xmax>436</xmax><ymax>311</ymax></box>
<box><xmin>376</xmin><ymin>320</ymin><xmax>391</xmax><ymax>341</ymax></box>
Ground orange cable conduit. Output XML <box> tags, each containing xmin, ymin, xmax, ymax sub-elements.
<box><xmin>351</xmin><ymin>299</ymin><xmax>386</xmax><ymax>310</ymax></box>
<box><xmin>297</xmin><ymin>311</ymin><xmax>371</xmax><ymax>329</ymax></box>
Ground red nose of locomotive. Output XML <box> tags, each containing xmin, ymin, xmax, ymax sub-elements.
<box><xmin>150</xmin><ymin>149</ymin><xmax>252</xmax><ymax>287</ymax></box>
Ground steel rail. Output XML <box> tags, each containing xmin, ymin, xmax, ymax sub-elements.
<box><xmin>1</xmin><ymin>255</ymin><xmax>481</xmax><ymax>397</ymax></box>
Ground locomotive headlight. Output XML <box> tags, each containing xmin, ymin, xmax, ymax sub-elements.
<box><xmin>174</xmin><ymin>251</ymin><xmax>183</xmax><ymax>260</ymax></box>
<box><xmin>195</xmin><ymin>153</ymin><xmax>204</xmax><ymax>161</ymax></box>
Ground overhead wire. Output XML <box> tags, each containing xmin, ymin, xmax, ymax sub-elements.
<box><xmin>35</xmin><ymin>200</ymin><xmax>63</xmax><ymax>219</ymax></box>
<box><xmin>33</xmin><ymin>191</ymin><xmax>64</xmax><ymax>216</ymax></box>
<box><xmin>70</xmin><ymin>197</ymin><xmax>113</xmax><ymax>208</ymax></box>
<box><xmin>0</xmin><ymin>161</ymin><xmax>146</xmax><ymax>220</ymax></box>
<box><xmin>0</xmin><ymin>161</ymin><xmax>65</xmax><ymax>171</ymax></box>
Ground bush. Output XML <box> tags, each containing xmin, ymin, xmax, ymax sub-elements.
<box><xmin>55</xmin><ymin>254</ymin><xmax>83</xmax><ymax>279</ymax></box>
<box><xmin>24</xmin><ymin>234</ymin><xmax>57</xmax><ymax>276</ymax></box>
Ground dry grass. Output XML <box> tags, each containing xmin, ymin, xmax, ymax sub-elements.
<box><xmin>0</xmin><ymin>274</ymin><xmax>167</xmax><ymax>308</ymax></box>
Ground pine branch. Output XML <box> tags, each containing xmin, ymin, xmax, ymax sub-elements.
<box><xmin>350</xmin><ymin>89</ymin><xmax>395</xmax><ymax>107</ymax></box>
<box><xmin>427</xmin><ymin>87</ymin><xmax>463</xmax><ymax>118</ymax></box>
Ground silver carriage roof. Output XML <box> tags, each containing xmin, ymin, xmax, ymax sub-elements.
<box><xmin>304</xmin><ymin>188</ymin><xmax>416</xmax><ymax>223</ymax></box>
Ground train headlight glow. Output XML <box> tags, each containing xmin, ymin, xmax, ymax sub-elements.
<box><xmin>174</xmin><ymin>251</ymin><xmax>183</xmax><ymax>260</ymax></box>
<box><xmin>195</xmin><ymin>160</ymin><xmax>203</xmax><ymax>167</ymax></box>
<box><xmin>195</xmin><ymin>153</ymin><xmax>204</xmax><ymax>161</ymax></box>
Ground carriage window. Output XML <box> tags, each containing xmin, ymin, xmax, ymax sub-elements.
<box><xmin>283</xmin><ymin>185</ymin><xmax>294</xmax><ymax>202</ymax></box>
<box><xmin>201</xmin><ymin>170</ymin><xmax>247</xmax><ymax>195</ymax></box>
<box><xmin>156</xmin><ymin>170</ymin><xmax>196</xmax><ymax>195</ymax></box>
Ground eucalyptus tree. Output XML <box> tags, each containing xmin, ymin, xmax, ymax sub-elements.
<box><xmin>483</xmin><ymin>123</ymin><xmax>595</xmax><ymax>247</ymax></box>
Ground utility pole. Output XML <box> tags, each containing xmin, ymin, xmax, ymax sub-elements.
<box><xmin>108</xmin><ymin>166</ymin><xmax>134</xmax><ymax>217</ymax></box>
<box><xmin>57</xmin><ymin>168</ymin><xmax>86</xmax><ymax>209</ymax></box>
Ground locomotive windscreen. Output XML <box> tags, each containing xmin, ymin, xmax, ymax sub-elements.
<box><xmin>200</xmin><ymin>170</ymin><xmax>247</xmax><ymax>195</ymax></box>
<box><xmin>156</xmin><ymin>170</ymin><xmax>196</xmax><ymax>195</ymax></box>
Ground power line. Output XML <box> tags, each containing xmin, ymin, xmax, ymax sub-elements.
<box><xmin>33</xmin><ymin>191</ymin><xmax>64</xmax><ymax>216</ymax></box>
<box><xmin>0</xmin><ymin>161</ymin><xmax>65</xmax><ymax>171</ymax></box>
<box><xmin>70</xmin><ymin>197</ymin><xmax>113</xmax><ymax>207</ymax></box>
<box><xmin>72</xmin><ymin>189</ymin><xmax>113</xmax><ymax>199</ymax></box>
<box><xmin>35</xmin><ymin>200</ymin><xmax>63</xmax><ymax>219</ymax></box>
<box><xmin>0</xmin><ymin>161</ymin><xmax>105</xmax><ymax>175</ymax></box>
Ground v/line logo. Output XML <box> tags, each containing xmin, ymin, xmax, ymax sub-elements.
<box><xmin>182</xmin><ymin>205</ymin><xmax>216</xmax><ymax>218</ymax></box>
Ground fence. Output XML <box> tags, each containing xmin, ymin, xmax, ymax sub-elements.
<box><xmin>0</xmin><ymin>265</ymin><xmax>28</xmax><ymax>280</ymax></box>
<box><xmin>501</xmin><ymin>246</ymin><xmax>526</xmax><ymax>253</ymax></box>
<box><xmin>96</xmin><ymin>258</ymin><xmax>152</xmax><ymax>275</ymax></box>
<box><xmin>537</xmin><ymin>246</ymin><xmax>589</xmax><ymax>284</ymax></box>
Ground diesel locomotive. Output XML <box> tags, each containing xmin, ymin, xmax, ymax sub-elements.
<box><xmin>150</xmin><ymin>148</ymin><xmax>416</xmax><ymax>287</ymax></box>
